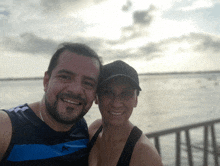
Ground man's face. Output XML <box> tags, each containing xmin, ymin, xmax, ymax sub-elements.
<box><xmin>43</xmin><ymin>50</ymin><xmax>100</xmax><ymax>124</ymax></box>
<box><xmin>97</xmin><ymin>78</ymin><xmax>138</xmax><ymax>126</ymax></box>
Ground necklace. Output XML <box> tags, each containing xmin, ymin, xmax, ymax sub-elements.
<box><xmin>39</xmin><ymin>110</ymin><xmax>44</xmax><ymax>122</ymax></box>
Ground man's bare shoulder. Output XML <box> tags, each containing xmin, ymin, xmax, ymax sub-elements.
<box><xmin>88</xmin><ymin>119</ymin><xmax>102</xmax><ymax>139</ymax></box>
<box><xmin>0</xmin><ymin>110</ymin><xmax>12</xmax><ymax>161</ymax></box>
<box><xmin>130</xmin><ymin>134</ymin><xmax>163</xmax><ymax>166</ymax></box>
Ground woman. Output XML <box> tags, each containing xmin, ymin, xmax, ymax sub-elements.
<box><xmin>88</xmin><ymin>60</ymin><xmax>163</xmax><ymax>166</ymax></box>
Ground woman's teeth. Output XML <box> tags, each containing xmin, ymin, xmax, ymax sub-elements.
<box><xmin>110</xmin><ymin>112</ymin><xmax>122</xmax><ymax>115</ymax></box>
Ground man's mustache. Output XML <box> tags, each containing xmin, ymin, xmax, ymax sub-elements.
<box><xmin>58</xmin><ymin>92</ymin><xmax>87</xmax><ymax>105</ymax></box>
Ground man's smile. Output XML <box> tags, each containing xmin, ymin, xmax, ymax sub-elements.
<box><xmin>61</xmin><ymin>98</ymin><xmax>83</xmax><ymax>106</ymax></box>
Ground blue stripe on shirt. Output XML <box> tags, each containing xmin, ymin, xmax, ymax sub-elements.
<box><xmin>7</xmin><ymin>139</ymin><xmax>89</xmax><ymax>161</ymax></box>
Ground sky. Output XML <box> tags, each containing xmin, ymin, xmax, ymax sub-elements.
<box><xmin>1</xmin><ymin>0</ymin><xmax>220</xmax><ymax>78</ymax></box>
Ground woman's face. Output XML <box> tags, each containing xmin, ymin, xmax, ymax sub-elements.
<box><xmin>96</xmin><ymin>78</ymin><xmax>138</xmax><ymax>126</ymax></box>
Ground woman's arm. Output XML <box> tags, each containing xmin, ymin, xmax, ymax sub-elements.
<box><xmin>130</xmin><ymin>134</ymin><xmax>163</xmax><ymax>166</ymax></box>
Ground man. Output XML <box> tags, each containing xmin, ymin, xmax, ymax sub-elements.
<box><xmin>0</xmin><ymin>43</ymin><xmax>102</xmax><ymax>165</ymax></box>
<box><xmin>88</xmin><ymin>60</ymin><xmax>163</xmax><ymax>166</ymax></box>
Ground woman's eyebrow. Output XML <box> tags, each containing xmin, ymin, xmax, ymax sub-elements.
<box><xmin>123</xmin><ymin>86</ymin><xmax>135</xmax><ymax>90</ymax></box>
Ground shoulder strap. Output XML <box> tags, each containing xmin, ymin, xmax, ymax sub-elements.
<box><xmin>116</xmin><ymin>126</ymin><xmax>142</xmax><ymax>166</ymax></box>
<box><xmin>87</xmin><ymin>125</ymin><xmax>103</xmax><ymax>152</ymax></box>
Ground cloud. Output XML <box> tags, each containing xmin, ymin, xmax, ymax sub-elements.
<box><xmin>179</xmin><ymin>0</ymin><xmax>218</xmax><ymax>11</ymax></box>
<box><xmin>40</xmin><ymin>0</ymin><xmax>107</xmax><ymax>13</ymax></box>
<box><xmin>103</xmin><ymin>32</ymin><xmax>220</xmax><ymax>64</ymax></box>
<box><xmin>153</xmin><ymin>32</ymin><xmax>220</xmax><ymax>55</ymax></box>
<box><xmin>122</xmin><ymin>0</ymin><xmax>132</xmax><ymax>12</ymax></box>
<box><xmin>40</xmin><ymin>0</ymin><xmax>82</xmax><ymax>13</ymax></box>
<box><xmin>0</xmin><ymin>10</ymin><xmax>10</xmax><ymax>17</ymax></box>
<box><xmin>2</xmin><ymin>33</ymin><xmax>58</xmax><ymax>55</ymax></box>
<box><xmin>3</xmin><ymin>30</ymin><xmax>219</xmax><ymax>67</ymax></box>
<box><xmin>191</xmin><ymin>33</ymin><xmax>220</xmax><ymax>53</ymax></box>
<box><xmin>138</xmin><ymin>43</ymin><xmax>162</xmax><ymax>59</ymax></box>
<box><xmin>0</xmin><ymin>5</ymin><xmax>11</xmax><ymax>33</ymax></box>
<box><xmin>133</xmin><ymin>5</ymin><xmax>155</xmax><ymax>26</ymax></box>
<box><xmin>98</xmin><ymin>39</ymin><xmax>163</xmax><ymax>63</ymax></box>
<box><xmin>133</xmin><ymin>10</ymin><xmax>152</xmax><ymax>26</ymax></box>
<box><xmin>69</xmin><ymin>36</ymin><xmax>106</xmax><ymax>54</ymax></box>
<box><xmin>120</xmin><ymin>5</ymin><xmax>156</xmax><ymax>41</ymax></box>
<box><xmin>1</xmin><ymin>32</ymin><xmax>107</xmax><ymax>58</ymax></box>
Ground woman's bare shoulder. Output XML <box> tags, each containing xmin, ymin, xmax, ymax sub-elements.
<box><xmin>130</xmin><ymin>134</ymin><xmax>163</xmax><ymax>166</ymax></box>
<box><xmin>88</xmin><ymin>119</ymin><xmax>102</xmax><ymax>139</ymax></box>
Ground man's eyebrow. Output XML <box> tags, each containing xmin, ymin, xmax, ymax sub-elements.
<box><xmin>84</xmin><ymin>76</ymin><xmax>98</xmax><ymax>84</ymax></box>
<box><xmin>57</xmin><ymin>69</ymin><xmax>97</xmax><ymax>83</ymax></box>
<box><xmin>57</xmin><ymin>69</ymin><xmax>74</xmax><ymax>75</ymax></box>
<box><xmin>83</xmin><ymin>76</ymin><xmax>97</xmax><ymax>84</ymax></box>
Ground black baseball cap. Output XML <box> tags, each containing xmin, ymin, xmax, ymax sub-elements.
<box><xmin>98</xmin><ymin>60</ymin><xmax>141</xmax><ymax>91</ymax></box>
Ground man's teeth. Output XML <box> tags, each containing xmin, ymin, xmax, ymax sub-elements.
<box><xmin>63</xmin><ymin>99</ymin><xmax>80</xmax><ymax>105</ymax></box>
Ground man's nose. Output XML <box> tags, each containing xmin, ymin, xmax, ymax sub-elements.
<box><xmin>66</xmin><ymin>80</ymin><xmax>84</xmax><ymax>95</ymax></box>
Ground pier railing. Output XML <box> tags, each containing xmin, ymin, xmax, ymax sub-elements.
<box><xmin>145</xmin><ymin>118</ymin><xmax>220</xmax><ymax>166</ymax></box>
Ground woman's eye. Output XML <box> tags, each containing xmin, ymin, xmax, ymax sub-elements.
<box><xmin>104</xmin><ymin>90</ymin><xmax>110</xmax><ymax>94</ymax></box>
<box><xmin>125</xmin><ymin>91</ymin><xmax>133</xmax><ymax>96</ymax></box>
<box><xmin>121</xmin><ymin>91</ymin><xmax>134</xmax><ymax>99</ymax></box>
<box><xmin>102</xmin><ymin>90</ymin><xmax>113</xmax><ymax>96</ymax></box>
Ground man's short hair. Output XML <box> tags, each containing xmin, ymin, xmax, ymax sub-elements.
<box><xmin>47</xmin><ymin>42</ymin><xmax>102</xmax><ymax>77</ymax></box>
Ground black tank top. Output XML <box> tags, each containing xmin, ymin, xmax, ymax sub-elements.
<box><xmin>88</xmin><ymin>126</ymin><xmax>142</xmax><ymax>166</ymax></box>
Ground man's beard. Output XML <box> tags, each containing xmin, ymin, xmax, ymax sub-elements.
<box><xmin>45</xmin><ymin>92</ymin><xmax>87</xmax><ymax>125</ymax></box>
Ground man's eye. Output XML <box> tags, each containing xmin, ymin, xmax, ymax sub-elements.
<box><xmin>83</xmin><ymin>81</ymin><xmax>95</xmax><ymax>89</ymax></box>
<box><xmin>58</xmin><ymin>75</ymin><xmax>71</xmax><ymax>80</ymax></box>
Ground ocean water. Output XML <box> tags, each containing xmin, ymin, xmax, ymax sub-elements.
<box><xmin>1</xmin><ymin>72</ymin><xmax>220</xmax><ymax>165</ymax></box>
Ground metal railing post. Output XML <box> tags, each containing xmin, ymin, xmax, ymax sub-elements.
<box><xmin>176</xmin><ymin>132</ymin><xmax>181</xmax><ymax>166</ymax></box>
<box><xmin>154</xmin><ymin>137</ymin><xmax>161</xmax><ymax>156</ymax></box>
<box><xmin>185</xmin><ymin>130</ymin><xmax>193</xmax><ymax>166</ymax></box>
<box><xmin>204</xmin><ymin>126</ymin><xmax>209</xmax><ymax>166</ymax></box>
<box><xmin>211</xmin><ymin>125</ymin><xmax>219</xmax><ymax>166</ymax></box>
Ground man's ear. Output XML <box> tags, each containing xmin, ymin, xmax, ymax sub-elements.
<box><xmin>43</xmin><ymin>72</ymin><xmax>50</xmax><ymax>92</ymax></box>
<box><xmin>95</xmin><ymin>95</ymin><xmax>99</xmax><ymax>104</ymax></box>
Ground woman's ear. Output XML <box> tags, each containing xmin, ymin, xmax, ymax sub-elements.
<box><xmin>133</xmin><ymin>90</ymin><xmax>138</xmax><ymax>108</ymax></box>
<box><xmin>134</xmin><ymin>96</ymin><xmax>138</xmax><ymax>108</ymax></box>
<box><xmin>95</xmin><ymin>95</ymin><xmax>99</xmax><ymax>104</ymax></box>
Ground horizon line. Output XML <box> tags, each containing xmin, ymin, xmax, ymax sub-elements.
<box><xmin>1</xmin><ymin>70</ymin><xmax>220</xmax><ymax>81</ymax></box>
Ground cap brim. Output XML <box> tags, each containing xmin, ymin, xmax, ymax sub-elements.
<box><xmin>99</xmin><ymin>74</ymin><xmax>142</xmax><ymax>91</ymax></box>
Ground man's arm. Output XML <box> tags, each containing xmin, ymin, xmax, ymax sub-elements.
<box><xmin>130</xmin><ymin>134</ymin><xmax>163</xmax><ymax>166</ymax></box>
<box><xmin>0</xmin><ymin>111</ymin><xmax>12</xmax><ymax>161</ymax></box>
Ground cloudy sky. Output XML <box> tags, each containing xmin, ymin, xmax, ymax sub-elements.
<box><xmin>1</xmin><ymin>0</ymin><xmax>220</xmax><ymax>78</ymax></box>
